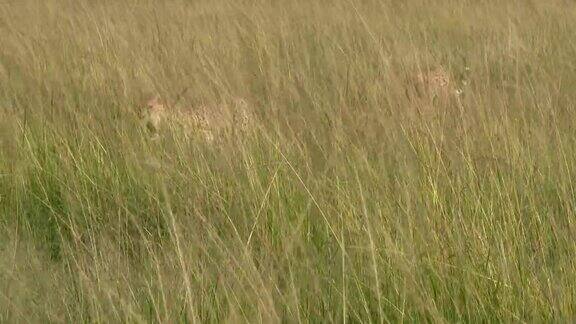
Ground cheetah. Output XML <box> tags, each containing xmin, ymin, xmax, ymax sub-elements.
<box><xmin>411</xmin><ymin>66</ymin><xmax>454</xmax><ymax>101</ymax></box>
<box><xmin>401</xmin><ymin>65</ymin><xmax>472</xmax><ymax>119</ymax></box>
<box><xmin>137</xmin><ymin>95</ymin><xmax>254</xmax><ymax>142</ymax></box>
<box><xmin>138</xmin><ymin>96</ymin><xmax>166</xmax><ymax>136</ymax></box>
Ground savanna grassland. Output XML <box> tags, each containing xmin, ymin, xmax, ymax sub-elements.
<box><xmin>1</xmin><ymin>0</ymin><xmax>576</xmax><ymax>322</ymax></box>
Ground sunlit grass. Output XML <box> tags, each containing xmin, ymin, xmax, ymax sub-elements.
<box><xmin>1</xmin><ymin>0</ymin><xmax>576</xmax><ymax>322</ymax></box>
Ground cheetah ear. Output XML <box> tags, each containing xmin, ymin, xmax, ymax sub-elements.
<box><xmin>172</xmin><ymin>87</ymin><xmax>190</xmax><ymax>108</ymax></box>
<box><xmin>147</xmin><ymin>95</ymin><xmax>162</xmax><ymax>106</ymax></box>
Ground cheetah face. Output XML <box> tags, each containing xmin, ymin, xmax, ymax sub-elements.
<box><xmin>415</xmin><ymin>68</ymin><xmax>452</xmax><ymax>99</ymax></box>
<box><xmin>138</xmin><ymin>96</ymin><xmax>166</xmax><ymax>134</ymax></box>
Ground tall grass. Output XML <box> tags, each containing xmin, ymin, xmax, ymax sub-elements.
<box><xmin>1</xmin><ymin>0</ymin><xmax>576</xmax><ymax>322</ymax></box>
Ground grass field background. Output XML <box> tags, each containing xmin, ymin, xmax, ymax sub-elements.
<box><xmin>1</xmin><ymin>0</ymin><xmax>576</xmax><ymax>322</ymax></box>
